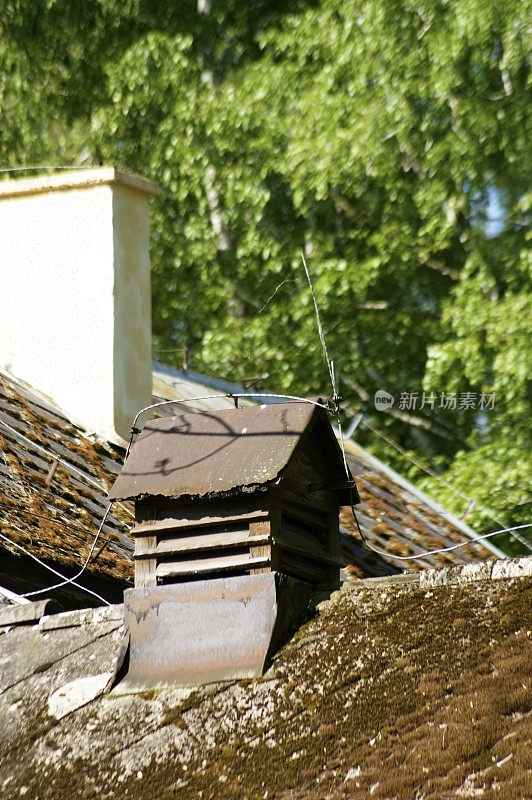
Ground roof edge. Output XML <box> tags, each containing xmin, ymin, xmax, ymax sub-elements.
<box><xmin>108</xmin><ymin>482</ymin><xmax>274</xmax><ymax>503</ymax></box>
<box><xmin>295</xmin><ymin>407</ymin><xmax>356</xmax><ymax>506</ymax></box>
<box><xmin>0</xmin><ymin>167</ymin><xmax>161</xmax><ymax>199</ymax></box>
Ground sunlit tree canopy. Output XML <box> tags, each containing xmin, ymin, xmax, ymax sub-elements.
<box><xmin>1</xmin><ymin>0</ymin><xmax>530</xmax><ymax>551</ymax></box>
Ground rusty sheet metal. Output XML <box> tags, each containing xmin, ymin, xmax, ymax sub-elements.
<box><xmin>121</xmin><ymin>574</ymin><xmax>278</xmax><ymax>688</ymax></box>
<box><xmin>108</xmin><ymin>402</ymin><xmax>342</xmax><ymax>501</ymax></box>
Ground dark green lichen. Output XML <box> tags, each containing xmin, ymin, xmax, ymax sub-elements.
<box><xmin>2</xmin><ymin>577</ymin><xmax>531</xmax><ymax>800</ymax></box>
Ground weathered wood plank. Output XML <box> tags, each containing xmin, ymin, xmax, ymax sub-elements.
<box><xmin>268</xmin><ymin>495</ymin><xmax>282</xmax><ymax>572</ymax></box>
<box><xmin>278</xmin><ymin>517</ymin><xmax>329</xmax><ymax>555</ymax></box>
<box><xmin>155</xmin><ymin>494</ymin><xmax>267</xmax><ymax>519</ymax></box>
<box><xmin>134</xmin><ymin>535</ymin><xmax>157</xmax><ymax>587</ymax></box>
<box><xmin>275</xmin><ymin>549</ymin><xmax>325</xmax><ymax>583</ymax></box>
<box><xmin>134</xmin><ymin>530</ymin><xmax>271</xmax><ymax>559</ymax></box>
<box><xmin>281</xmin><ymin>514</ymin><xmax>328</xmax><ymax>549</ymax></box>
<box><xmin>131</xmin><ymin>509</ymin><xmax>268</xmax><ymax>536</ymax></box>
<box><xmin>274</xmin><ymin>536</ymin><xmax>344</xmax><ymax>567</ymax></box>
<box><xmin>249</xmin><ymin>521</ymin><xmax>272</xmax><ymax>574</ymax></box>
<box><xmin>0</xmin><ymin>599</ymin><xmax>56</xmax><ymax>627</ymax></box>
<box><xmin>281</xmin><ymin>439</ymin><xmax>339</xmax><ymax>510</ymax></box>
<box><xmin>272</xmin><ymin>479</ymin><xmax>337</xmax><ymax>512</ymax></box>
<box><xmin>279</xmin><ymin>500</ymin><xmax>328</xmax><ymax>530</ymax></box>
<box><xmin>156</xmin><ymin>553</ymin><xmax>270</xmax><ymax>578</ymax></box>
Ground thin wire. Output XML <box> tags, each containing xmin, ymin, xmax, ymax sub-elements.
<box><xmin>0</xmin><ymin>414</ymin><xmax>129</xmax><ymax>603</ymax></box>
<box><xmin>19</xmin><ymin>393</ymin><xmax>328</xmax><ymax>598</ymax></box>
<box><xmin>20</xmin><ymin>503</ymin><xmax>113</xmax><ymax>599</ymax></box>
<box><xmin>298</xmin><ymin>259</ymin><xmax>369</xmax><ymax>588</ymax></box>
<box><xmin>0</xmin><ymin>498</ymin><xmax>127</xmax><ymax>570</ymax></box>
<box><xmin>350</xmin><ymin>514</ymin><xmax>532</xmax><ymax>561</ymax></box>
<box><xmin>258</xmin><ymin>279</ymin><xmax>292</xmax><ymax>314</ymax></box>
<box><xmin>300</xmin><ymin>252</ymin><xmax>336</xmax><ymax>394</ymax></box>
<box><xmin>360</xmin><ymin>418</ymin><xmax>483</xmax><ymax>505</ymax></box>
<box><xmin>0</xmin><ymin>529</ymin><xmax>111</xmax><ymax>605</ymax></box>
<box><xmin>336</xmin><ymin>416</ymin><xmax>350</xmax><ymax>478</ymax></box>
<box><xmin>299</xmin><ymin>252</ymin><xmax>347</xmax><ymax>539</ymax></box>
<box><xmin>298</xmin><ymin>257</ymin><xmax>358</xmax><ymax>577</ymax></box>
<box><xmin>333</xmin><ymin>393</ymin><xmax>529</xmax><ymax>561</ymax></box>
<box><xmin>127</xmin><ymin>370</ymin><xmax>532</xmax><ymax>568</ymax></box>
<box><xmin>358</xmin><ymin>417</ymin><xmax>532</xmax><ymax>553</ymax></box>
<box><xmin>126</xmin><ymin>393</ymin><xmax>333</xmax><ymax>457</ymax></box>
<box><xmin>127</xmin><ymin>391</ymin><xmax>531</xmax><ymax>564</ymax></box>
<box><xmin>0</xmin><ymin>382</ymin><xmax>131</xmax><ymax>604</ymax></box>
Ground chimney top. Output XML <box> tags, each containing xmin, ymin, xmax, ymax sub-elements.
<box><xmin>0</xmin><ymin>166</ymin><xmax>160</xmax><ymax>200</ymax></box>
<box><xmin>0</xmin><ymin>166</ymin><xmax>158</xmax><ymax>442</ymax></box>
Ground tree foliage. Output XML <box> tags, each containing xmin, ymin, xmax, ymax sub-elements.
<box><xmin>1</xmin><ymin>0</ymin><xmax>530</xmax><ymax>548</ymax></box>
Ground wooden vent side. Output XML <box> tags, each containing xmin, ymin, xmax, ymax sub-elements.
<box><xmin>275</xmin><ymin>501</ymin><xmax>342</xmax><ymax>584</ymax></box>
<box><xmin>132</xmin><ymin>507</ymin><xmax>269</xmax><ymax>535</ymax></box>
<box><xmin>156</xmin><ymin>553</ymin><xmax>270</xmax><ymax>580</ymax></box>
<box><xmin>134</xmin><ymin>503</ymin><xmax>157</xmax><ymax>588</ymax></box>
<box><xmin>133</xmin><ymin>515</ymin><xmax>272</xmax><ymax>586</ymax></box>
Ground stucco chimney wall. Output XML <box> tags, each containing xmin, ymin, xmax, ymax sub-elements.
<box><xmin>0</xmin><ymin>168</ymin><xmax>159</xmax><ymax>441</ymax></box>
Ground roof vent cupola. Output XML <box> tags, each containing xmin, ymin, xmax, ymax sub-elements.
<box><xmin>108</xmin><ymin>402</ymin><xmax>359</xmax><ymax>687</ymax></box>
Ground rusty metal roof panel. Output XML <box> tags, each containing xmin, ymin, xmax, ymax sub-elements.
<box><xmin>109</xmin><ymin>402</ymin><xmax>326</xmax><ymax>501</ymax></box>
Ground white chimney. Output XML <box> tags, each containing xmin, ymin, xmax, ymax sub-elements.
<box><xmin>0</xmin><ymin>168</ymin><xmax>159</xmax><ymax>442</ymax></box>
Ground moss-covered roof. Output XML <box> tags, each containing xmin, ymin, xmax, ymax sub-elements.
<box><xmin>0</xmin><ymin>372</ymin><xmax>134</xmax><ymax>602</ymax></box>
<box><xmin>1</xmin><ymin>563</ymin><xmax>530</xmax><ymax>799</ymax></box>
<box><xmin>0</xmin><ymin>364</ymin><xmax>506</xmax><ymax>607</ymax></box>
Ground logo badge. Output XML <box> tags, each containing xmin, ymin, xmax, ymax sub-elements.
<box><xmin>374</xmin><ymin>390</ymin><xmax>394</xmax><ymax>411</ymax></box>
